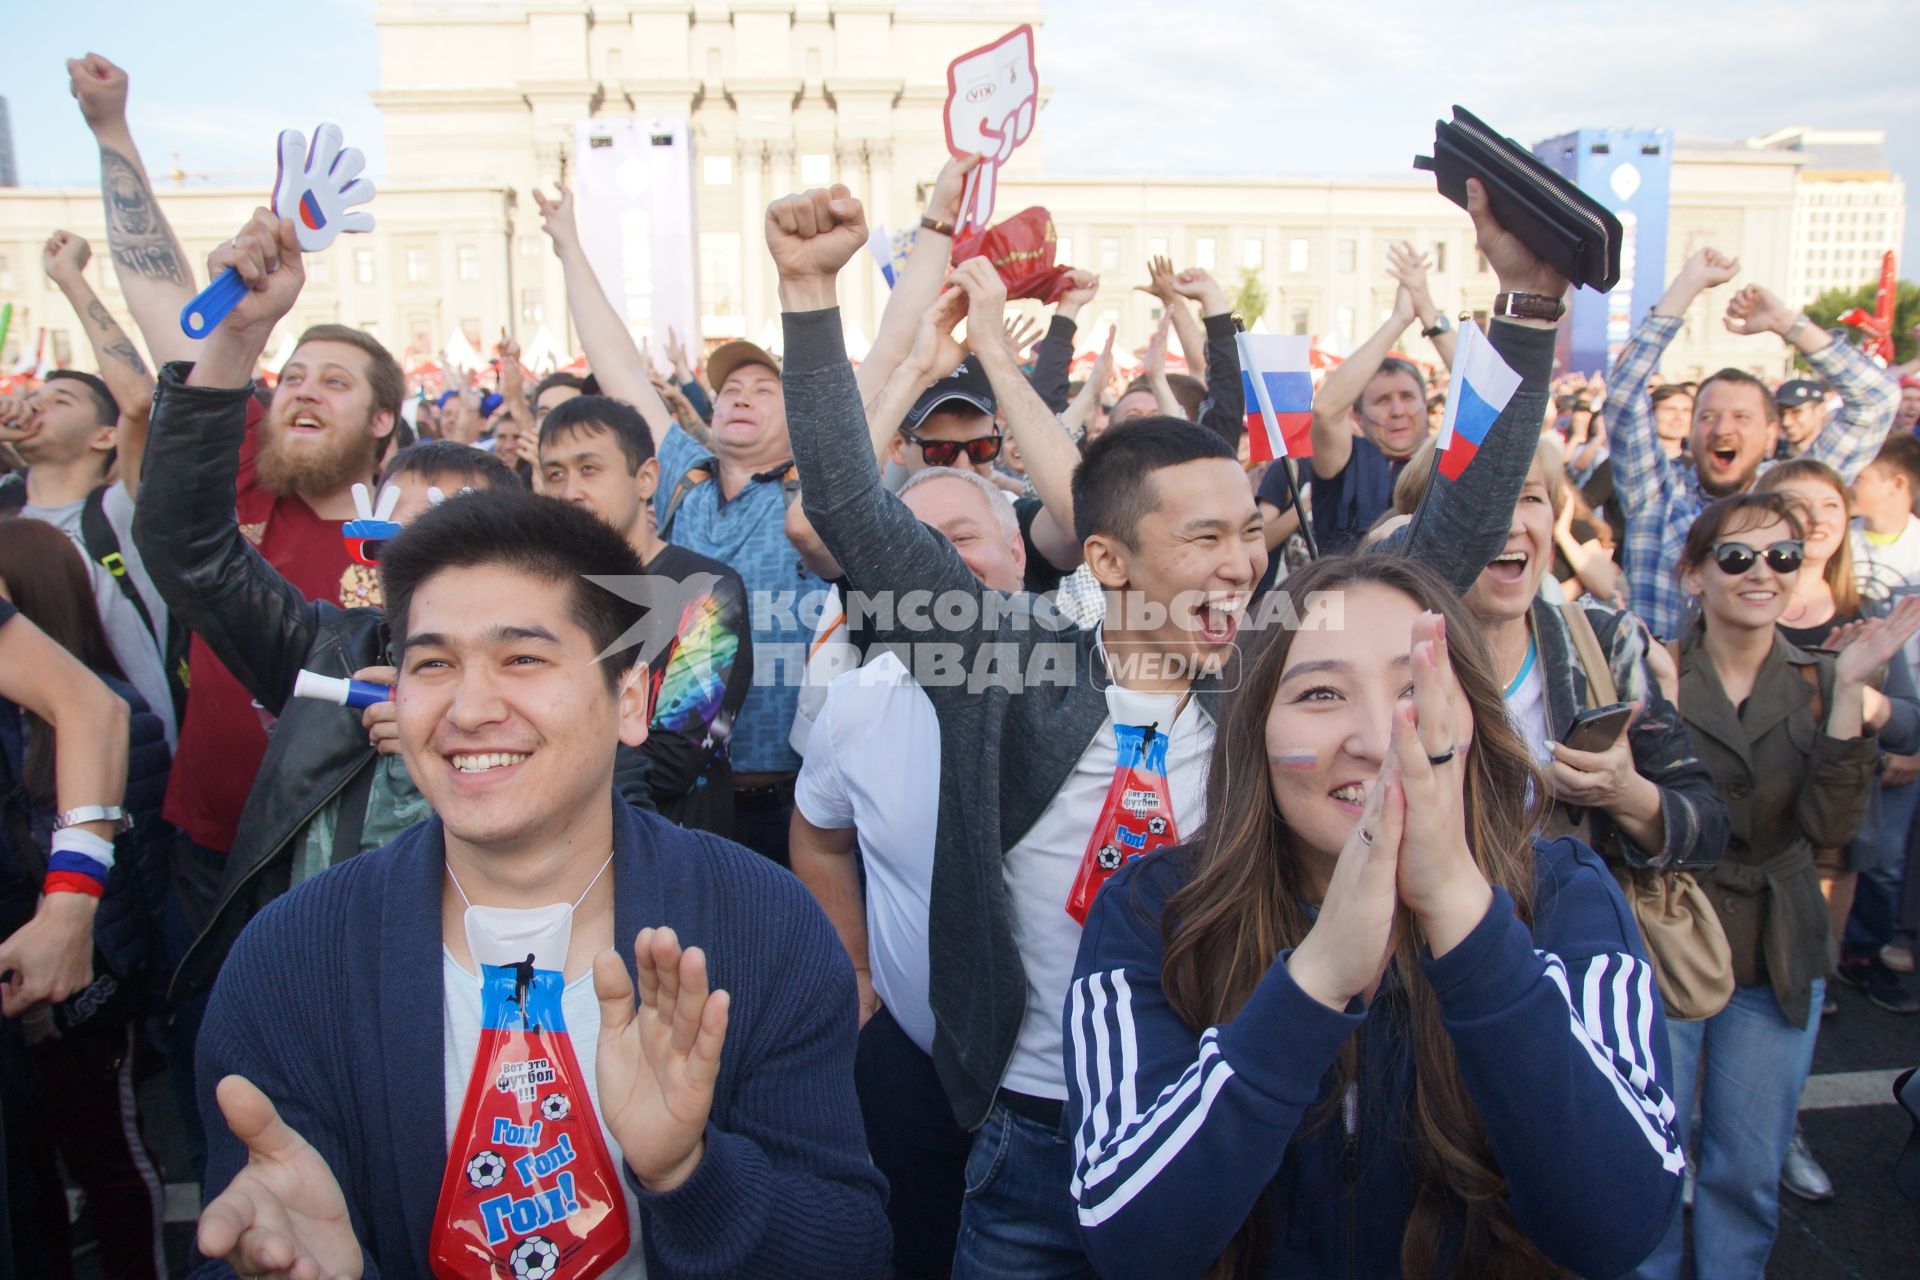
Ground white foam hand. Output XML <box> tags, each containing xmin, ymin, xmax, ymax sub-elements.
<box><xmin>273</xmin><ymin>124</ymin><xmax>375</xmax><ymax>253</ymax></box>
<box><xmin>944</xmin><ymin>26</ymin><xmax>1038</xmax><ymax>230</ymax></box>
<box><xmin>350</xmin><ymin>482</ymin><xmax>402</xmax><ymax>523</ymax></box>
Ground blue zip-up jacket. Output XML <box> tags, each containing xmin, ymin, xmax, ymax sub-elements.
<box><xmin>191</xmin><ymin>798</ymin><xmax>889</xmax><ymax>1278</ymax></box>
<box><xmin>1064</xmin><ymin>837</ymin><xmax>1685</xmax><ymax>1279</ymax></box>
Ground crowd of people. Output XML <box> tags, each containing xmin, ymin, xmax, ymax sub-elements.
<box><xmin>3</xmin><ymin>49</ymin><xmax>1920</xmax><ymax>1280</ymax></box>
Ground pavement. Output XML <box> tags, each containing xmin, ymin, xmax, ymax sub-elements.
<box><xmin>60</xmin><ymin>977</ymin><xmax>1920</xmax><ymax>1278</ymax></box>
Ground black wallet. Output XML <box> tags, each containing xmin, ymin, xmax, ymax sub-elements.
<box><xmin>1414</xmin><ymin>106</ymin><xmax>1622</xmax><ymax>294</ymax></box>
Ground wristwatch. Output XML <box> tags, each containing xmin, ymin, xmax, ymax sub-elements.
<box><xmin>1422</xmin><ymin>315</ymin><xmax>1453</xmax><ymax>338</ymax></box>
<box><xmin>1493</xmin><ymin>291</ymin><xmax>1567</xmax><ymax>322</ymax></box>
<box><xmin>54</xmin><ymin>805</ymin><xmax>134</xmax><ymax>834</ymax></box>
<box><xmin>919</xmin><ymin>215</ymin><xmax>956</xmax><ymax>238</ymax></box>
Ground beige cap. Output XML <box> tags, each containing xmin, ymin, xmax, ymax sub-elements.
<box><xmin>705</xmin><ymin>340</ymin><xmax>781</xmax><ymax>393</ymax></box>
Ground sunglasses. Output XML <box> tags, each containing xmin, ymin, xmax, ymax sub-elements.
<box><xmin>906</xmin><ymin>431</ymin><xmax>1002</xmax><ymax>467</ymax></box>
<box><xmin>1710</xmin><ymin>539</ymin><xmax>1804</xmax><ymax>576</ymax></box>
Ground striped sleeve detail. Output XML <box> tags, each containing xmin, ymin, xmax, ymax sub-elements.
<box><xmin>1538</xmin><ymin>949</ymin><xmax>1687</xmax><ymax>1173</ymax></box>
<box><xmin>1067</xmin><ymin>969</ymin><xmax>1237</xmax><ymax>1227</ymax></box>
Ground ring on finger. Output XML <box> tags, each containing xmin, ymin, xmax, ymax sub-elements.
<box><xmin>1426</xmin><ymin>745</ymin><xmax>1457</xmax><ymax>766</ymax></box>
<box><xmin>1358</xmin><ymin>827</ymin><xmax>1374</xmax><ymax>846</ymax></box>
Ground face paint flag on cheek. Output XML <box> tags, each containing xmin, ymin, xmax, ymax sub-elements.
<box><xmin>1066</xmin><ymin>719</ymin><xmax>1182</xmax><ymax>925</ymax></box>
<box><xmin>432</xmin><ymin>870</ymin><xmax>629</xmax><ymax>1280</ymax></box>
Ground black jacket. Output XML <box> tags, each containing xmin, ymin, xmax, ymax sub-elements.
<box><xmin>134</xmin><ymin>366</ymin><xmax>652</xmax><ymax>1005</ymax></box>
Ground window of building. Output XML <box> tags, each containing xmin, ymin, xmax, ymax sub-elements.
<box><xmin>1288</xmin><ymin>238</ymin><xmax>1309</xmax><ymax>273</ymax></box>
<box><xmin>457</xmin><ymin>246</ymin><xmax>481</xmax><ymax>282</ymax></box>
<box><xmin>355</xmin><ymin>248</ymin><xmax>376</xmax><ymax>285</ymax></box>
<box><xmin>1099</xmin><ymin>237</ymin><xmax>1121</xmax><ymax>271</ymax></box>
<box><xmin>406</xmin><ymin>248</ymin><xmax>430</xmax><ymax>284</ymax></box>
<box><xmin>520</xmin><ymin>289</ymin><xmax>544</xmax><ymax>326</ymax></box>
<box><xmin>1149</xmin><ymin>237</ymin><xmax>1169</xmax><ymax>260</ymax></box>
<box><xmin>1057</xmin><ymin>236</ymin><xmax>1074</xmax><ymax>266</ymax></box>
<box><xmin>1336</xmin><ymin>239</ymin><xmax>1357</xmax><ymax>273</ymax></box>
<box><xmin>0</xmin><ymin>255</ymin><xmax>12</xmax><ymax>292</ymax></box>
<box><xmin>51</xmin><ymin>330</ymin><xmax>72</xmax><ymax>366</ymax></box>
<box><xmin>703</xmin><ymin>154</ymin><xmax>732</xmax><ymax>185</ymax></box>
<box><xmin>1290</xmin><ymin>304</ymin><xmax>1311</xmax><ymax>335</ymax></box>
<box><xmin>1195</xmin><ymin>237</ymin><xmax>1216</xmax><ymax>270</ymax></box>
<box><xmin>1336</xmin><ymin>306</ymin><xmax>1355</xmax><ymax>345</ymax></box>
<box><xmin>800</xmin><ymin>153</ymin><xmax>831</xmax><ymax>185</ymax></box>
<box><xmin>307</xmin><ymin>255</ymin><xmax>330</xmax><ymax>285</ymax></box>
<box><xmin>1432</xmin><ymin>242</ymin><xmax>1447</xmax><ymax>272</ymax></box>
<box><xmin>1475</xmin><ymin>249</ymin><xmax>1489</xmax><ymax>274</ymax></box>
<box><xmin>1243</xmin><ymin>238</ymin><xmax>1263</xmax><ymax>270</ymax></box>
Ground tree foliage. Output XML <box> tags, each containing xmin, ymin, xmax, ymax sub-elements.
<box><xmin>1805</xmin><ymin>278</ymin><xmax>1919</xmax><ymax>364</ymax></box>
<box><xmin>1233</xmin><ymin>268</ymin><xmax>1268</xmax><ymax>329</ymax></box>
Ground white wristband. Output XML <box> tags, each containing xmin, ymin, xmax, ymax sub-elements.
<box><xmin>1784</xmin><ymin>315</ymin><xmax>1810</xmax><ymax>346</ymax></box>
<box><xmin>51</xmin><ymin>826</ymin><xmax>116</xmax><ymax>871</ymax></box>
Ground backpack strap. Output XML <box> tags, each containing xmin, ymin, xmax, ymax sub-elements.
<box><xmin>657</xmin><ymin>463</ymin><xmax>713</xmax><ymax>540</ymax></box>
<box><xmin>80</xmin><ymin>486</ymin><xmax>162</xmax><ymax>648</ymax></box>
<box><xmin>1558</xmin><ymin>601</ymin><xmax>1618</xmax><ymax>708</ymax></box>
<box><xmin>1796</xmin><ymin>659</ymin><xmax>1826</xmax><ymax>729</ymax></box>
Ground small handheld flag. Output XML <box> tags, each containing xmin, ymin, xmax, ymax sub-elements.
<box><xmin>1434</xmin><ymin>320</ymin><xmax>1521</xmax><ymax>482</ymax></box>
<box><xmin>1236</xmin><ymin>333</ymin><xmax>1314</xmax><ymax>464</ymax></box>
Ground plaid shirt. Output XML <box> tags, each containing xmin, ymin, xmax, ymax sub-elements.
<box><xmin>1605</xmin><ymin>313</ymin><xmax>1901</xmax><ymax>640</ymax></box>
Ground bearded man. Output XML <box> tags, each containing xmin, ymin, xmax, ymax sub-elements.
<box><xmin>135</xmin><ymin>295</ymin><xmax>401</xmax><ymax>1100</ymax></box>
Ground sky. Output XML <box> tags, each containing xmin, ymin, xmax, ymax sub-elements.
<box><xmin>6</xmin><ymin>0</ymin><xmax>1918</xmax><ymax>269</ymax></box>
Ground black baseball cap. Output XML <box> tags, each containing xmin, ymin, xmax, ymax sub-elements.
<box><xmin>903</xmin><ymin>360</ymin><xmax>997</xmax><ymax>434</ymax></box>
<box><xmin>1775</xmin><ymin>379</ymin><xmax>1823</xmax><ymax>409</ymax></box>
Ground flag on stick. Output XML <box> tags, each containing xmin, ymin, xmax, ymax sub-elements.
<box><xmin>1434</xmin><ymin>320</ymin><xmax>1521</xmax><ymax>481</ymax></box>
<box><xmin>1236</xmin><ymin>333</ymin><xmax>1314</xmax><ymax>464</ymax></box>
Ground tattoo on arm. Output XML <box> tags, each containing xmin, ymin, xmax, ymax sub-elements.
<box><xmin>99</xmin><ymin>147</ymin><xmax>192</xmax><ymax>287</ymax></box>
<box><xmin>83</xmin><ymin>300</ymin><xmax>150</xmax><ymax>375</ymax></box>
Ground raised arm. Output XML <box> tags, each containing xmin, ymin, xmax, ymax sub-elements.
<box><xmin>1061</xmin><ymin>325</ymin><xmax>1116</xmax><ymax>439</ymax></box>
<box><xmin>1135</xmin><ymin>256</ymin><xmax>1208</xmax><ymax>380</ymax></box>
<box><xmin>1168</xmin><ymin>269</ymin><xmax>1244</xmax><ymax>446</ymax></box>
<box><xmin>1028</xmin><ymin>270</ymin><xmax>1097</xmax><ymax>413</ymax></box>
<box><xmin>68</xmin><ymin>54</ymin><xmax>199</xmax><ymax>368</ymax></box>
<box><xmin>1385</xmin><ymin>241</ymin><xmax>1457</xmax><ymax>369</ymax></box>
<box><xmin>1141</xmin><ymin>315</ymin><xmax>1183</xmax><ymax>418</ymax></box>
<box><xmin>1310</xmin><ymin>289</ymin><xmax>1417</xmax><ymax>479</ymax></box>
<box><xmin>1376</xmin><ymin>179</ymin><xmax>1567</xmax><ymax>596</ymax></box>
<box><xmin>772</xmin><ymin>186</ymin><xmax>1009</xmax><ymax>659</ymax></box>
<box><xmin>43</xmin><ymin>230</ymin><xmax>155</xmax><ymax>496</ymax></box>
<box><xmin>136</xmin><ymin>210</ymin><xmax>332</xmax><ymax>712</ymax></box>
<box><xmin>954</xmin><ymin>259</ymin><xmax>1084</xmax><ymax>570</ymax></box>
<box><xmin>531</xmin><ymin>183</ymin><xmax>673</xmax><ymax>442</ymax></box>
<box><xmin>855</xmin><ymin>153</ymin><xmax>981</xmax><ymax>400</ymax></box>
<box><xmin>1722</xmin><ymin>284</ymin><xmax>1901</xmax><ymax>482</ymax></box>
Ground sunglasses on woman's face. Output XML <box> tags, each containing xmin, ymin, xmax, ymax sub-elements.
<box><xmin>906</xmin><ymin>431</ymin><xmax>1003</xmax><ymax>467</ymax></box>
<box><xmin>1710</xmin><ymin>539</ymin><xmax>1804</xmax><ymax>576</ymax></box>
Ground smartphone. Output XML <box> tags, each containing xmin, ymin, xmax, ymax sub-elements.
<box><xmin>1565</xmin><ymin>702</ymin><xmax>1633</xmax><ymax>752</ymax></box>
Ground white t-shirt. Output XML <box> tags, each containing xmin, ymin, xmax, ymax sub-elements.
<box><xmin>1853</xmin><ymin>517</ymin><xmax>1920</xmax><ymax>667</ymax></box>
<box><xmin>999</xmin><ymin>681</ymin><xmax>1212</xmax><ymax>1100</ymax></box>
<box><xmin>1503</xmin><ymin>639</ymin><xmax>1553</xmax><ymax>767</ymax></box>
<box><xmin>443</xmin><ymin>952</ymin><xmax>648</xmax><ymax>1279</ymax></box>
<box><xmin>792</xmin><ymin>652</ymin><xmax>941</xmax><ymax>1053</ymax></box>
<box><xmin>22</xmin><ymin>483</ymin><xmax>177</xmax><ymax>748</ymax></box>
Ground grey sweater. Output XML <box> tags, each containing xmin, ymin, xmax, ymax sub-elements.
<box><xmin>783</xmin><ymin>307</ymin><xmax>1555</xmax><ymax>1127</ymax></box>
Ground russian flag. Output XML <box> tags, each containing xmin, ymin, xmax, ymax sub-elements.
<box><xmin>1435</xmin><ymin>320</ymin><xmax>1521</xmax><ymax>481</ymax></box>
<box><xmin>1236</xmin><ymin>333</ymin><xmax>1314</xmax><ymax>463</ymax></box>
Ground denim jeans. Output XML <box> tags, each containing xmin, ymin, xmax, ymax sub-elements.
<box><xmin>951</xmin><ymin>1103</ymin><xmax>1097</xmax><ymax>1280</ymax></box>
<box><xmin>1628</xmin><ymin>979</ymin><xmax>1824</xmax><ymax>1280</ymax></box>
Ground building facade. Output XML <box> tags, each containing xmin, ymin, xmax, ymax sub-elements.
<box><xmin>1757</xmin><ymin>127</ymin><xmax>1909</xmax><ymax>308</ymax></box>
<box><xmin>0</xmin><ymin>1</ymin><xmax>1897</xmax><ymax>387</ymax></box>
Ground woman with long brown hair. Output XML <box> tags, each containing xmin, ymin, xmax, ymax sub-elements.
<box><xmin>1063</xmin><ymin>555</ymin><xmax>1686</xmax><ymax>1279</ymax></box>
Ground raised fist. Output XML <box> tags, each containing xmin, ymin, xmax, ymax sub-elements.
<box><xmin>1680</xmin><ymin>248</ymin><xmax>1740</xmax><ymax>291</ymax></box>
<box><xmin>67</xmin><ymin>53</ymin><xmax>128</xmax><ymax>131</ymax></box>
<box><xmin>765</xmin><ymin>185</ymin><xmax>869</xmax><ymax>283</ymax></box>
<box><xmin>43</xmin><ymin>231</ymin><xmax>92</xmax><ymax>281</ymax></box>
<box><xmin>1723</xmin><ymin>284</ymin><xmax>1797</xmax><ymax>340</ymax></box>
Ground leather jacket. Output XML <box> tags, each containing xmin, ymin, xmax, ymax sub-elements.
<box><xmin>134</xmin><ymin>366</ymin><xmax>652</xmax><ymax>1004</ymax></box>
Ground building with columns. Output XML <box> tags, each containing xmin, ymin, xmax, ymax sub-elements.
<box><xmin>0</xmin><ymin>0</ymin><xmax>1898</xmax><ymax>386</ymax></box>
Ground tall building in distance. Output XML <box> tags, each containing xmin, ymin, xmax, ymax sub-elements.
<box><xmin>1758</xmin><ymin>127</ymin><xmax>1908</xmax><ymax>307</ymax></box>
<box><xmin>0</xmin><ymin>97</ymin><xmax>17</xmax><ymax>187</ymax></box>
<box><xmin>0</xmin><ymin>2</ymin><xmax>1905</xmax><ymax>384</ymax></box>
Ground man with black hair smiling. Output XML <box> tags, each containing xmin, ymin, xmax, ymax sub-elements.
<box><xmin>769</xmin><ymin>177</ymin><xmax>1562</xmax><ymax>1276</ymax></box>
<box><xmin>190</xmin><ymin>487</ymin><xmax>888</xmax><ymax>1280</ymax></box>
<box><xmin>538</xmin><ymin>395</ymin><xmax>752</xmax><ymax>833</ymax></box>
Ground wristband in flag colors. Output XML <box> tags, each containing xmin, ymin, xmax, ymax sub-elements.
<box><xmin>43</xmin><ymin>828</ymin><xmax>116</xmax><ymax>897</ymax></box>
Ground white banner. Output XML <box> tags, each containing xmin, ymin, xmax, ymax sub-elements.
<box><xmin>571</xmin><ymin>118</ymin><xmax>700</xmax><ymax>360</ymax></box>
